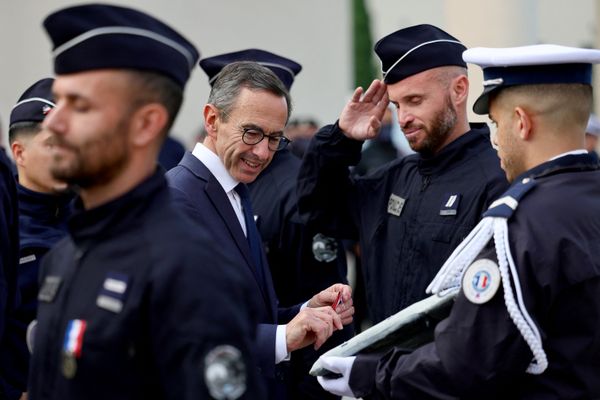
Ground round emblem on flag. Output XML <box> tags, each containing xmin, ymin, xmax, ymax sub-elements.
<box><xmin>204</xmin><ymin>345</ymin><xmax>246</xmax><ymax>399</ymax></box>
<box><xmin>462</xmin><ymin>258</ymin><xmax>501</xmax><ymax>304</ymax></box>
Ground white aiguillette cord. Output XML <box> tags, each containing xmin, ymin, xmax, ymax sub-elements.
<box><xmin>427</xmin><ymin>184</ymin><xmax>548</xmax><ymax>374</ymax></box>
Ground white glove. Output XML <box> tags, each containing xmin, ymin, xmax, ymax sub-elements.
<box><xmin>316</xmin><ymin>356</ymin><xmax>357</xmax><ymax>397</ymax></box>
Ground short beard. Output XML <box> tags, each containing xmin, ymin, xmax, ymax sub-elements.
<box><xmin>418</xmin><ymin>96</ymin><xmax>457</xmax><ymax>158</ymax></box>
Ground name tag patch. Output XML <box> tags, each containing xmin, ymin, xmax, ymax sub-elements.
<box><xmin>440</xmin><ymin>193</ymin><xmax>461</xmax><ymax>216</ymax></box>
<box><xmin>19</xmin><ymin>254</ymin><xmax>36</xmax><ymax>265</ymax></box>
<box><xmin>387</xmin><ymin>194</ymin><xmax>406</xmax><ymax>217</ymax></box>
<box><xmin>96</xmin><ymin>272</ymin><xmax>130</xmax><ymax>313</ymax></box>
<box><xmin>38</xmin><ymin>276</ymin><xmax>62</xmax><ymax>303</ymax></box>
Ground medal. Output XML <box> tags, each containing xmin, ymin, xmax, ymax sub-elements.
<box><xmin>61</xmin><ymin>319</ymin><xmax>87</xmax><ymax>379</ymax></box>
<box><xmin>62</xmin><ymin>352</ymin><xmax>77</xmax><ymax>379</ymax></box>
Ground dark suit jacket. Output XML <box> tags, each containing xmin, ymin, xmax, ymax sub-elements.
<box><xmin>166</xmin><ymin>152</ymin><xmax>301</xmax><ymax>393</ymax></box>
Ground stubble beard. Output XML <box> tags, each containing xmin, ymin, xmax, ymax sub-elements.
<box><xmin>407</xmin><ymin>95</ymin><xmax>458</xmax><ymax>158</ymax></box>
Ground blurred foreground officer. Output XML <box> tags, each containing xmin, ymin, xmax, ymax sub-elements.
<box><xmin>200</xmin><ymin>49</ymin><xmax>353</xmax><ymax>400</ymax></box>
<box><xmin>297</xmin><ymin>24</ymin><xmax>508</xmax><ymax>323</ymax></box>
<box><xmin>30</xmin><ymin>4</ymin><xmax>263</xmax><ymax>400</ymax></box>
<box><xmin>167</xmin><ymin>61</ymin><xmax>354</xmax><ymax>399</ymax></box>
<box><xmin>318</xmin><ymin>44</ymin><xmax>600</xmax><ymax>399</ymax></box>
<box><xmin>0</xmin><ymin>123</ymin><xmax>19</xmax><ymax>398</ymax></box>
<box><xmin>1</xmin><ymin>79</ymin><xmax>72</xmax><ymax>399</ymax></box>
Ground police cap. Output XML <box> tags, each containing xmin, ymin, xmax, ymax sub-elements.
<box><xmin>374</xmin><ymin>24</ymin><xmax>467</xmax><ymax>84</ymax></box>
<box><xmin>43</xmin><ymin>3</ymin><xmax>199</xmax><ymax>88</ymax></box>
<box><xmin>9</xmin><ymin>78</ymin><xmax>55</xmax><ymax>127</ymax></box>
<box><xmin>199</xmin><ymin>49</ymin><xmax>302</xmax><ymax>90</ymax></box>
<box><xmin>463</xmin><ymin>44</ymin><xmax>600</xmax><ymax>114</ymax></box>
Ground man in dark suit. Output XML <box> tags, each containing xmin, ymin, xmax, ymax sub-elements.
<box><xmin>167</xmin><ymin>61</ymin><xmax>354</xmax><ymax>399</ymax></box>
<box><xmin>199</xmin><ymin>49</ymin><xmax>354</xmax><ymax>400</ymax></box>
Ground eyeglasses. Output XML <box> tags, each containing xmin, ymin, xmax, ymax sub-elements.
<box><xmin>217</xmin><ymin>108</ymin><xmax>291</xmax><ymax>152</ymax></box>
<box><xmin>241</xmin><ymin>127</ymin><xmax>291</xmax><ymax>151</ymax></box>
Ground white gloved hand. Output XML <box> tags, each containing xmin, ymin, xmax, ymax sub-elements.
<box><xmin>316</xmin><ymin>356</ymin><xmax>357</xmax><ymax>397</ymax></box>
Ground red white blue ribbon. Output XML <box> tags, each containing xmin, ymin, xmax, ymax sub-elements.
<box><xmin>63</xmin><ymin>319</ymin><xmax>87</xmax><ymax>358</ymax></box>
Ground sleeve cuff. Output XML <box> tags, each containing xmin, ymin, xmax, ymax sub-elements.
<box><xmin>275</xmin><ymin>325</ymin><xmax>290</xmax><ymax>364</ymax></box>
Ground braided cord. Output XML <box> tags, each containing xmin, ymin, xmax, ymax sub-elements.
<box><xmin>494</xmin><ymin>218</ymin><xmax>548</xmax><ymax>374</ymax></box>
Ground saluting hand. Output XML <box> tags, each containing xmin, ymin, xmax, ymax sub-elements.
<box><xmin>339</xmin><ymin>79</ymin><xmax>389</xmax><ymax>141</ymax></box>
<box><xmin>307</xmin><ymin>283</ymin><xmax>354</xmax><ymax>326</ymax></box>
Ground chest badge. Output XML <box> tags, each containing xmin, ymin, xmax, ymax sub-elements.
<box><xmin>440</xmin><ymin>193</ymin><xmax>461</xmax><ymax>216</ymax></box>
<box><xmin>462</xmin><ymin>258</ymin><xmax>501</xmax><ymax>304</ymax></box>
<box><xmin>387</xmin><ymin>194</ymin><xmax>406</xmax><ymax>217</ymax></box>
<box><xmin>96</xmin><ymin>272</ymin><xmax>130</xmax><ymax>313</ymax></box>
<box><xmin>38</xmin><ymin>276</ymin><xmax>62</xmax><ymax>303</ymax></box>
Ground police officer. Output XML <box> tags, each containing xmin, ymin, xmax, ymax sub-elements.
<box><xmin>318</xmin><ymin>44</ymin><xmax>600</xmax><ymax>399</ymax></box>
<box><xmin>0</xmin><ymin>78</ymin><xmax>73</xmax><ymax>399</ymax></box>
<box><xmin>199</xmin><ymin>49</ymin><xmax>354</xmax><ymax>400</ymax></box>
<box><xmin>0</xmin><ymin>124</ymin><xmax>19</xmax><ymax>400</ymax></box>
<box><xmin>29</xmin><ymin>4</ymin><xmax>263</xmax><ymax>399</ymax></box>
<box><xmin>297</xmin><ymin>24</ymin><xmax>509</xmax><ymax>323</ymax></box>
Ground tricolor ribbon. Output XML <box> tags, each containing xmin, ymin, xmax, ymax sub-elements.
<box><xmin>63</xmin><ymin>319</ymin><xmax>87</xmax><ymax>358</ymax></box>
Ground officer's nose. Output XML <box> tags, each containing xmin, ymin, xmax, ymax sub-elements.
<box><xmin>397</xmin><ymin>108</ymin><xmax>414</xmax><ymax>129</ymax></box>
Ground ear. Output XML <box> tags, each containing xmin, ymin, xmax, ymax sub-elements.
<box><xmin>10</xmin><ymin>140</ymin><xmax>26</xmax><ymax>167</ymax></box>
<box><xmin>130</xmin><ymin>103</ymin><xmax>168</xmax><ymax>147</ymax></box>
<box><xmin>451</xmin><ymin>75</ymin><xmax>469</xmax><ymax>105</ymax></box>
<box><xmin>203</xmin><ymin>104</ymin><xmax>220</xmax><ymax>140</ymax></box>
<box><xmin>514</xmin><ymin>106</ymin><xmax>533</xmax><ymax>141</ymax></box>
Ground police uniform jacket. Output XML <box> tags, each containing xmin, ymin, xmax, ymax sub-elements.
<box><xmin>167</xmin><ymin>153</ymin><xmax>301</xmax><ymax>399</ymax></box>
<box><xmin>29</xmin><ymin>170</ymin><xmax>264</xmax><ymax>400</ymax></box>
<box><xmin>297</xmin><ymin>122</ymin><xmax>508</xmax><ymax>322</ymax></box>
<box><xmin>248</xmin><ymin>149</ymin><xmax>353</xmax><ymax>400</ymax></box>
<box><xmin>0</xmin><ymin>184</ymin><xmax>72</xmax><ymax>399</ymax></box>
<box><xmin>0</xmin><ymin>150</ymin><xmax>19</xmax><ymax>399</ymax></box>
<box><xmin>349</xmin><ymin>153</ymin><xmax>600</xmax><ymax>399</ymax></box>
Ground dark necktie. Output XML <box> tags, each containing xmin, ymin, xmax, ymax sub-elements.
<box><xmin>234</xmin><ymin>183</ymin><xmax>266</xmax><ymax>288</ymax></box>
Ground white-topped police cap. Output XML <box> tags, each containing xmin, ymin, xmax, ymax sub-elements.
<box><xmin>586</xmin><ymin>114</ymin><xmax>600</xmax><ymax>136</ymax></box>
<box><xmin>464</xmin><ymin>44</ymin><xmax>600</xmax><ymax>115</ymax></box>
<box><xmin>374</xmin><ymin>24</ymin><xmax>467</xmax><ymax>84</ymax></box>
<box><xmin>43</xmin><ymin>3</ymin><xmax>199</xmax><ymax>88</ymax></box>
<box><xmin>9</xmin><ymin>78</ymin><xmax>55</xmax><ymax>127</ymax></box>
<box><xmin>199</xmin><ymin>49</ymin><xmax>302</xmax><ymax>90</ymax></box>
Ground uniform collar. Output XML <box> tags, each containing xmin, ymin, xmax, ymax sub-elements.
<box><xmin>516</xmin><ymin>151</ymin><xmax>599</xmax><ymax>182</ymax></box>
<box><xmin>417</xmin><ymin>123</ymin><xmax>490</xmax><ymax>175</ymax></box>
<box><xmin>67</xmin><ymin>168</ymin><xmax>167</xmax><ymax>245</ymax></box>
<box><xmin>17</xmin><ymin>183</ymin><xmax>74</xmax><ymax>221</ymax></box>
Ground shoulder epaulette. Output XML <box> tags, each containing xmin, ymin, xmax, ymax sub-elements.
<box><xmin>483</xmin><ymin>178</ymin><xmax>537</xmax><ymax>219</ymax></box>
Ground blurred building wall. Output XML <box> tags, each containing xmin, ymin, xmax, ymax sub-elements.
<box><xmin>0</xmin><ymin>0</ymin><xmax>597</xmax><ymax>149</ymax></box>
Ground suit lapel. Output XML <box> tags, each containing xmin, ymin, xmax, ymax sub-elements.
<box><xmin>179</xmin><ymin>153</ymin><xmax>277</xmax><ymax>318</ymax></box>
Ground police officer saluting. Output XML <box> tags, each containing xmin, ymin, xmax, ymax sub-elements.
<box><xmin>318</xmin><ymin>44</ymin><xmax>600</xmax><ymax>399</ymax></box>
<box><xmin>29</xmin><ymin>4</ymin><xmax>263</xmax><ymax>399</ymax></box>
<box><xmin>297</xmin><ymin>24</ymin><xmax>508</xmax><ymax>324</ymax></box>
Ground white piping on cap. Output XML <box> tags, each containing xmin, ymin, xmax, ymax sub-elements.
<box><xmin>383</xmin><ymin>39</ymin><xmax>464</xmax><ymax>78</ymax></box>
<box><xmin>12</xmin><ymin>97</ymin><xmax>56</xmax><ymax>110</ymax></box>
<box><xmin>208</xmin><ymin>61</ymin><xmax>295</xmax><ymax>85</ymax></box>
<box><xmin>52</xmin><ymin>26</ymin><xmax>195</xmax><ymax>69</ymax></box>
<box><xmin>483</xmin><ymin>78</ymin><xmax>504</xmax><ymax>87</ymax></box>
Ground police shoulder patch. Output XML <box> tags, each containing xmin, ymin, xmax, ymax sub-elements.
<box><xmin>204</xmin><ymin>345</ymin><xmax>246</xmax><ymax>399</ymax></box>
<box><xmin>462</xmin><ymin>258</ymin><xmax>501</xmax><ymax>304</ymax></box>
